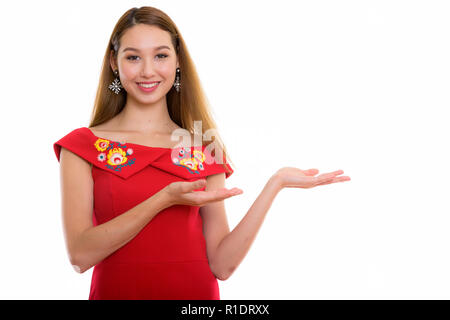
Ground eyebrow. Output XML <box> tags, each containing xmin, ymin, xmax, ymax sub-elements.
<box><xmin>122</xmin><ymin>46</ymin><xmax>171</xmax><ymax>53</ymax></box>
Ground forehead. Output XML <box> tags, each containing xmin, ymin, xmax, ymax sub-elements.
<box><xmin>120</xmin><ymin>24</ymin><xmax>172</xmax><ymax>51</ymax></box>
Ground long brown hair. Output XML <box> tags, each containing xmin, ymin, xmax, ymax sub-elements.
<box><xmin>88</xmin><ymin>6</ymin><xmax>234</xmax><ymax>174</ymax></box>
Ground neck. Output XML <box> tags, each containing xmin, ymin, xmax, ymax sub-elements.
<box><xmin>116</xmin><ymin>95</ymin><xmax>177</xmax><ymax>134</ymax></box>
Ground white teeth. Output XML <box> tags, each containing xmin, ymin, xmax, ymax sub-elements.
<box><xmin>138</xmin><ymin>82</ymin><xmax>159</xmax><ymax>88</ymax></box>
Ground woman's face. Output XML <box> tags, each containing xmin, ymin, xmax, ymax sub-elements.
<box><xmin>111</xmin><ymin>24</ymin><xmax>179</xmax><ymax>104</ymax></box>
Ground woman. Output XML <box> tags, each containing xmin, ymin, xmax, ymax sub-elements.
<box><xmin>53</xmin><ymin>6</ymin><xmax>350</xmax><ymax>300</ymax></box>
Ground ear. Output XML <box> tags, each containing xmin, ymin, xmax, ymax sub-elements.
<box><xmin>110</xmin><ymin>50</ymin><xmax>117</xmax><ymax>71</ymax></box>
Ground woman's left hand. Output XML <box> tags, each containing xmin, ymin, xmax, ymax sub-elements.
<box><xmin>274</xmin><ymin>167</ymin><xmax>351</xmax><ymax>189</ymax></box>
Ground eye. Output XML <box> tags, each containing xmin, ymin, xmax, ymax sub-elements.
<box><xmin>126</xmin><ymin>54</ymin><xmax>167</xmax><ymax>61</ymax></box>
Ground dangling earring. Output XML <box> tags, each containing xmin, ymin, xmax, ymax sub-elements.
<box><xmin>173</xmin><ymin>67</ymin><xmax>181</xmax><ymax>92</ymax></box>
<box><xmin>109</xmin><ymin>69</ymin><xmax>123</xmax><ymax>94</ymax></box>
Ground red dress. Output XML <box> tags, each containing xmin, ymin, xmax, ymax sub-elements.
<box><xmin>53</xmin><ymin>127</ymin><xmax>233</xmax><ymax>300</ymax></box>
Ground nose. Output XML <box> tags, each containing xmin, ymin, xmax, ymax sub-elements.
<box><xmin>140</xmin><ymin>58</ymin><xmax>155</xmax><ymax>78</ymax></box>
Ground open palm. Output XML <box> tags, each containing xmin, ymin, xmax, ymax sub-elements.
<box><xmin>275</xmin><ymin>167</ymin><xmax>351</xmax><ymax>189</ymax></box>
<box><xmin>164</xmin><ymin>179</ymin><xmax>243</xmax><ymax>207</ymax></box>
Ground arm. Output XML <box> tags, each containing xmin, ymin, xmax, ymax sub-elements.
<box><xmin>205</xmin><ymin>167</ymin><xmax>350</xmax><ymax>280</ymax></box>
<box><xmin>73</xmin><ymin>191</ymin><xmax>171</xmax><ymax>273</ymax></box>
<box><xmin>201</xmin><ymin>174</ymin><xmax>283</xmax><ymax>280</ymax></box>
<box><xmin>59</xmin><ymin>147</ymin><xmax>172</xmax><ymax>274</ymax></box>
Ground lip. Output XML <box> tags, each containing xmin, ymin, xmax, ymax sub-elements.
<box><xmin>136</xmin><ymin>81</ymin><xmax>160</xmax><ymax>92</ymax></box>
<box><xmin>137</xmin><ymin>81</ymin><xmax>160</xmax><ymax>84</ymax></box>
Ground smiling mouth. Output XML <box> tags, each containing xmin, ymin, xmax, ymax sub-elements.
<box><xmin>137</xmin><ymin>82</ymin><xmax>160</xmax><ymax>88</ymax></box>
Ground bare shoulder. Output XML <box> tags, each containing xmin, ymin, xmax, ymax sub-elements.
<box><xmin>89</xmin><ymin>122</ymin><xmax>123</xmax><ymax>141</ymax></box>
<box><xmin>89</xmin><ymin>118</ymin><xmax>143</xmax><ymax>144</ymax></box>
<box><xmin>89</xmin><ymin>120</ymin><xmax>192</xmax><ymax>148</ymax></box>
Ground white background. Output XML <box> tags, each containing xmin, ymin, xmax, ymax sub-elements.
<box><xmin>1</xmin><ymin>0</ymin><xmax>449</xmax><ymax>299</ymax></box>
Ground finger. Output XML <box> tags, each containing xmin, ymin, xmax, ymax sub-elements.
<box><xmin>229</xmin><ymin>188</ymin><xmax>244</xmax><ymax>196</ymax></box>
<box><xmin>329</xmin><ymin>169</ymin><xmax>344</xmax><ymax>175</ymax></box>
<box><xmin>208</xmin><ymin>188</ymin><xmax>243</xmax><ymax>202</ymax></box>
<box><xmin>316</xmin><ymin>169</ymin><xmax>345</xmax><ymax>182</ymax></box>
<box><xmin>317</xmin><ymin>176</ymin><xmax>351</xmax><ymax>186</ymax></box>
<box><xmin>183</xmin><ymin>179</ymin><xmax>206</xmax><ymax>192</ymax></box>
<box><xmin>216</xmin><ymin>188</ymin><xmax>243</xmax><ymax>198</ymax></box>
<box><xmin>314</xmin><ymin>172</ymin><xmax>336</xmax><ymax>184</ymax></box>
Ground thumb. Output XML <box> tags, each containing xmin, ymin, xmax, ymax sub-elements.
<box><xmin>304</xmin><ymin>168</ymin><xmax>319</xmax><ymax>176</ymax></box>
<box><xmin>189</xmin><ymin>179</ymin><xmax>206</xmax><ymax>192</ymax></box>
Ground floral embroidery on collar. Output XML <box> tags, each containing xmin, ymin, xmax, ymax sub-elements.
<box><xmin>171</xmin><ymin>147</ymin><xmax>206</xmax><ymax>174</ymax></box>
<box><xmin>94</xmin><ymin>138</ymin><xmax>136</xmax><ymax>172</ymax></box>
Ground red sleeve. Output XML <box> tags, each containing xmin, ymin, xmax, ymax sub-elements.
<box><xmin>53</xmin><ymin>128</ymin><xmax>93</xmax><ymax>164</ymax></box>
<box><xmin>53</xmin><ymin>127</ymin><xmax>161</xmax><ymax>180</ymax></box>
<box><xmin>202</xmin><ymin>150</ymin><xmax>234</xmax><ymax>179</ymax></box>
<box><xmin>151</xmin><ymin>144</ymin><xmax>235</xmax><ymax>180</ymax></box>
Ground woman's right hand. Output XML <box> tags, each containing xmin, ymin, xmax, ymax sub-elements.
<box><xmin>162</xmin><ymin>179</ymin><xmax>243</xmax><ymax>207</ymax></box>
